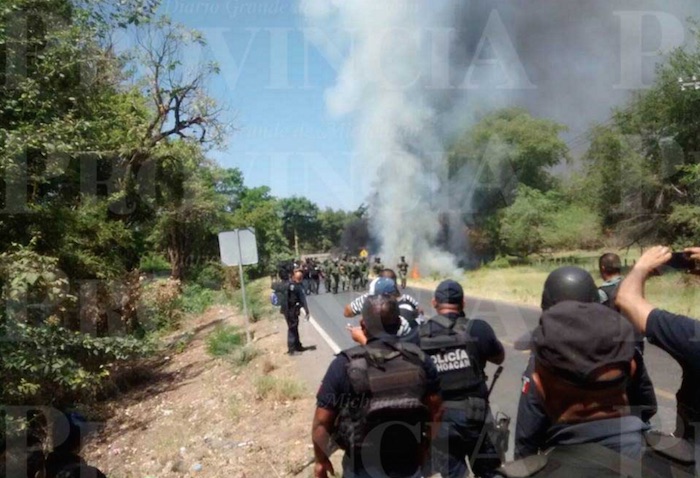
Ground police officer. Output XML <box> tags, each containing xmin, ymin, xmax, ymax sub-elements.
<box><xmin>514</xmin><ymin>266</ymin><xmax>657</xmax><ymax>459</ymax></box>
<box><xmin>420</xmin><ymin>280</ymin><xmax>504</xmax><ymax>478</ymax></box>
<box><xmin>284</xmin><ymin>270</ymin><xmax>310</xmax><ymax>355</ymax></box>
<box><xmin>312</xmin><ymin>295</ymin><xmax>443</xmax><ymax>478</ymax></box>
<box><xmin>617</xmin><ymin>246</ymin><xmax>700</xmax><ymax>442</ymax></box>
<box><xmin>397</xmin><ymin>256</ymin><xmax>409</xmax><ymax>289</ymax></box>
<box><xmin>500</xmin><ymin>301</ymin><xmax>691</xmax><ymax>478</ymax></box>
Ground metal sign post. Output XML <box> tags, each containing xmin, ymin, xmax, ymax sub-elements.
<box><xmin>218</xmin><ymin>228</ymin><xmax>258</xmax><ymax>345</ymax></box>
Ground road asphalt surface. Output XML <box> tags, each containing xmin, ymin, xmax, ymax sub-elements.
<box><xmin>302</xmin><ymin>284</ymin><xmax>683</xmax><ymax>461</ymax></box>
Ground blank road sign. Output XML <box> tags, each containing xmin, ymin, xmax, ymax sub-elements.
<box><xmin>218</xmin><ymin>229</ymin><xmax>259</xmax><ymax>266</ymax></box>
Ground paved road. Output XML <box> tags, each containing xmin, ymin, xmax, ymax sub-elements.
<box><xmin>306</xmin><ymin>285</ymin><xmax>682</xmax><ymax>460</ymax></box>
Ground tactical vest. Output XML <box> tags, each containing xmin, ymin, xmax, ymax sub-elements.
<box><xmin>419</xmin><ymin>315</ymin><xmax>484</xmax><ymax>397</ymax></box>
<box><xmin>333</xmin><ymin>342</ymin><xmax>430</xmax><ymax>453</ymax></box>
<box><xmin>599</xmin><ymin>282</ymin><xmax>620</xmax><ymax>310</ymax></box>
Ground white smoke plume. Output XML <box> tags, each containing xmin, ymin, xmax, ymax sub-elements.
<box><xmin>301</xmin><ymin>0</ymin><xmax>698</xmax><ymax>275</ymax></box>
<box><xmin>301</xmin><ymin>1</ymin><xmax>461</xmax><ymax>275</ymax></box>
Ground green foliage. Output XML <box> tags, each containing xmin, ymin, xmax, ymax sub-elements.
<box><xmin>0</xmin><ymin>0</ymin><xmax>354</xmax><ymax>410</ymax></box>
<box><xmin>230</xmin><ymin>345</ymin><xmax>260</xmax><ymax>367</ymax></box>
<box><xmin>180</xmin><ymin>284</ymin><xmax>216</xmax><ymax>315</ymax></box>
<box><xmin>448</xmin><ymin>108</ymin><xmax>569</xmax><ymax>198</ymax></box>
<box><xmin>542</xmin><ymin>205</ymin><xmax>603</xmax><ymax>251</ymax></box>
<box><xmin>0</xmin><ymin>320</ymin><xmax>152</xmax><ymax>406</ymax></box>
<box><xmin>140</xmin><ymin>278</ymin><xmax>183</xmax><ymax>330</ymax></box>
<box><xmin>499</xmin><ymin>186</ymin><xmax>558</xmax><ymax>258</ymax></box>
<box><xmin>206</xmin><ymin>326</ymin><xmax>244</xmax><ymax>357</ymax></box>
<box><xmin>139</xmin><ymin>253</ymin><xmax>171</xmax><ymax>274</ymax></box>
<box><xmin>189</xmin><ymin>261</ymin><xmax>225</xmax><ymax>289</ymax></box>
<box><xmin>577</xmin><ymin>25</ymin><xmax>700</xmax><ymax>245</ymax></box>
<box><xmin>254</xmin><ymin>375</ymin><xmax>305</xmax><ymax>401</ymax></box>
<box><xmin>229</xmin><ymin>186</ymin><xmax>291</xmax><ymax>277</ymax></box>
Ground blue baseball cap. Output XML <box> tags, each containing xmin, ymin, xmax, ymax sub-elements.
<box><xmin>369</xmin><ymin>277</ymin><xmax>399</xmax><ymax>296</ymax></box>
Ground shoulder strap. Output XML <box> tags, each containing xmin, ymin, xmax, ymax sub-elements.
<box><xmin>342</xmin><ymin>344</ymin><xmax>368</xmax><ymax>360</ymax></box>
<box><xmin>392</xmin><ymin>341</ymin><xmax>427</xmax><ymax>363</ymax></box>
<box><xmin>430</xmin><ymin>314</ymin><xmax>454</xmax><ymax>330</ymax></box>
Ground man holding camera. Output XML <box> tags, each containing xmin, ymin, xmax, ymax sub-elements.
<box><xmin>616</xmin><ymin>246</ymin><xmax>700</xmax><ymax>441</ymax></box>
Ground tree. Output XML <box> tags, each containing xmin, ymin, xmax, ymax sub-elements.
<box><xmin>229</xmin><ymin>186</ymin><xmax>290</xmax><ymax>276</ymax></box>
<box><xmin>149</xmin><ymin>142</ymin><xmax>227</xmax><ymax>280</ymax></box>
<box><xmin>278</xmin><ymin>196</ymin><xmax>320</xmax><ymax>256</ymax></box>
<box><xmin>579</xmin><ymin>24</ymin><xmax>700</xmax><ymax>246</ymax></box>
<box><xmin>448</xmin><ymin>108</ymin><xmax>569</xmax><ymax>200</ymax></box>
<box><xmin>499</xmin><ymin>186</ymin><xmax>559</xmax><ymax>258</ymax></box>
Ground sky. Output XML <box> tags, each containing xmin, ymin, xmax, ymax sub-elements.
<box><xmin>157</xmin><ymin>0</ymin><xmax>364</xmax><ymax>211</ymax></box>
<box><xmin>153</xmin><ymin>0</ymin><xmax>699</xmax><ymax>214</ymax></box>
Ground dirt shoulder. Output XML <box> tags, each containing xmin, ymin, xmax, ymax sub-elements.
<box><xmin>83</xmin><ymin>304</ymin><xmax>339</xmax><ymax>478</ymax></box>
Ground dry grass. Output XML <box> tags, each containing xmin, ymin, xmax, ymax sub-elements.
<box><xmin>414</xmin><ymin>248</ymin><xmax>700</xmax><ymax>317</ymax></box>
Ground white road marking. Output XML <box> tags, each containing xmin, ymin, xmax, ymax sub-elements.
<box><xmin>308</xmin><ymin>314</ymin><xmax>341</xmax><ymax>354</ymax></box>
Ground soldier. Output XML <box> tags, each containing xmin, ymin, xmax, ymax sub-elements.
<box><xmin>372</xmin><ymin>256</ymin><xmax>384</xmax><ymax>278</ymax></box>
<box><xmin>322</xmin><ymin>258</ymin><xmax>332</xmax><ymax>293</ymax></box>
<box><xmin>359</xmin><ymin>257</ymin><xmax>369</xmax><ymax>289</ymax></box>
<box><xmin>349</xmin><ymin>257</ymin><xmax>362</xmax><ymax>291</ymax></box>
<box><xmin>397</xmin><ymin>256</ymin><xmax>409</xmax><ymax>289</ymax></box>
<box><xmin>330</xmin><ymin>258</ymin><xmax>340</xmax><ymax>294</ymax></box>
<box><xmin>338</xmin><ymin>257</ymin><xmax>349</xmax><ymax>292</ymax></box>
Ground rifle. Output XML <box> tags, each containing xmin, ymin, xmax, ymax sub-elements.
<box><xmin>469</xmin><ymin>365</ymin><xmax>510</xmax><ymax>468</ymax></box>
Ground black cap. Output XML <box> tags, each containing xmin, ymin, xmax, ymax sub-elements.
<box><xmin>532</xmin><ymin>301</ymin><xmax>635</xmax><ymax>387</ymax></box>
<box><xmin>541</xmin><ymin>266</ymin><xmax>599</xmax><ymax>311</ymax></box>
<box><xmin>434</xmin><ymin>280</ymin><xmax>464</xmax><ymax>305</ymax></box>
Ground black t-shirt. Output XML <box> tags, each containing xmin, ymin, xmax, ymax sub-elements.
<box><xmin>421</xmin><ymin>312</ymin><xmax>504</xmax><ymax>399</ymax></box>
<box><xmin>646</xmin><ymin>308</ymin><xmax>700</xmax><ymax>438</ymax></box>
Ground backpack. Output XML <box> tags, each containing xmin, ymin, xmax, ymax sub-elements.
<box><xmin>333</xmin><ymin>341</ymin><xmax>430</xmax><ymax>457</ymax></box>
<box><xmin>271</xmin><ymin>281</ymin><xmax>290</xmax><ymax>314</ymax></box>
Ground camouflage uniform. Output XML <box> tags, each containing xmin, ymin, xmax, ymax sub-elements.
<box><xmin>338</xmin><ymin>259</ymin><xmax>349</xmax><ymax>292</ymax></box>
<box><xmin>397</xmin><ymin>257</ymin><xmax>409</xmax><ymax>289</ymax></box>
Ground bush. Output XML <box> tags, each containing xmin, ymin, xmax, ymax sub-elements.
<box><xmin>180</xmin><ymin>284</ymin><xmax>216</xmax><ymax>315</ymax></box>
<box><xmin>140</xmin><ymin>278</ymin><xmax>183</xmax><ymax>330</ymax></box>
<box><xmin>543</xmin><ymin>205</ymin><xmax>603</xmax><ymax>250</ymax></box>
<box><xmin>0</xmin><ymin>320</ymin><xmax>152</xmax><ymax>406</ymax></box>
<box><xmin>230</xmin><ymin>345</ymin><xmax>260</xmax><ymax>367</ymax></box>
<box><xmin>254</xmin><ymin>375</ymin><xmax>305</xmax><ymax>401</ymax></box>
<box><xmin>139</xmin><ymin>253</ymin><xmax>171</xmax><ymax>275</ymax></box>
<box><xmin>206</xmin><ymin>326</ymin><xmax>244</xmax><ymax>357</ymax></box>
<box><xmin>191</xmin><ymin>261</ymin><xmax>225</xmax><ymax>289</ymax></box>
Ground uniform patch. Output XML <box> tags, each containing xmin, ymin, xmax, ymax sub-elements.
<box><xmin>431</xmin><ymin>349</ymin><xmax>471</xmax><ymax>373</ymax></box>
<box><xmin>521</xmin><ymin>376</ymin><xmax>531</xmax><ymax>394</ymax></box>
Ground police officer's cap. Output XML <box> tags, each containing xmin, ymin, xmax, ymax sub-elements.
<box><xmin>434</xmin><ymin>279</ymin><xmax>464</xmax><ymax>305</ymax></box>
<box><xmin>540</xmin><ymin>266</ymin><xmax>599</xmax><ymax>311</ymax></box>
<box><xmin>532</xmin><ymin>301</ymin><xmax>635</xmax><ymax>387</ymax></box>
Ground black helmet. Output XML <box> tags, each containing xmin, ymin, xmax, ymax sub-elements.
<box><xmin>541</xmin><ymin>266</ymin><xmax>599</xmax><ymax>311</ymax></box>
